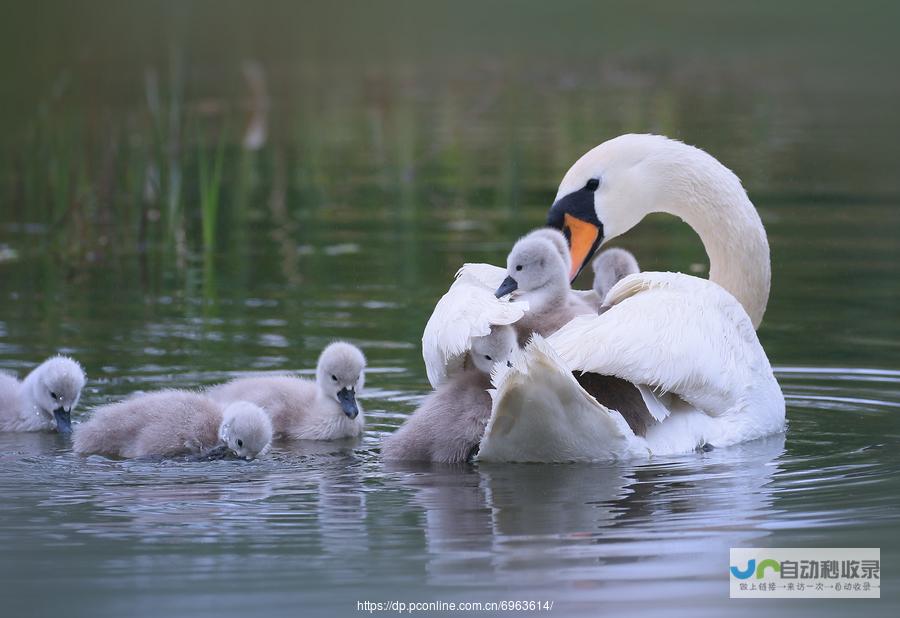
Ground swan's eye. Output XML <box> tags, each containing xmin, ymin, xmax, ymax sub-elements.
<box><xmin>515</xmin><ymin>265</ymin><xmax>523</xmax><ymax>271</ymax></box>
<box><xmin>237</xmin><ymin>439</ymin><xmax>243</xmax><ymax>448</ymax></box>
<box><xmin>49</xmin><ymin>391</ymin><xmax>58</xmax><ymax>400</ymax></box>
<box><xmin>584</xmin><ymin>178</ymin><xmax>600</xmax><ymax>191</ymax></box>
<box><xmin>485</xmin><ymin>355</ymin><xmax>492</xmax><ymax>361</ymax></box>
<box><xmin>331</xmin><ymin>375</ymin><xmax>338</xmax><ymax>381</ymax></box>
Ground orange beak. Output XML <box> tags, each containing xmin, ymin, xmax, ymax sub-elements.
<box><xmin>564</xmin><ymin>213</ymin><xmax>601</xmax><ymax>281</ymax></box>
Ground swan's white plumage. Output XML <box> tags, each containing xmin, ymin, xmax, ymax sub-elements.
<box><xmin>478</xmin><ymin>336</ymin><xmax>650</xmax><ymax>462</ymax></box>
<box><xmin>469</xmin><ymin>134</ymin><xmax>785</xmax><ymax>462</ymax></box>
<box><xmin>422</xmin><ymin>263</ymin><xmax>528</xmax><ymax>387</ymax></box>
<box><xmin>636</xmin><ymin>385</ymin><xmax>674</xmax><ymax>424</ymax></box>
<box><xmin>557</xmin><ymin>272</ymin><xmax>758</xmax><ymax>416</ymax></box>
<box><xmin>478</xmin><ymin>272</ymin><xmax>785</xmax><ymax>462</ymax></box>
<box><xmin>557</xmin><ymin>134</ymin><xmax>770</xmax><ymax>328</ymax></box>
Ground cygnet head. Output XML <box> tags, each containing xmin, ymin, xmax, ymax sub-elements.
<box><xmin>495</xmin><ymin>229</ymin><xmax>570</xmax><ymax>302</ymax></box>
<box><xmin>218</xmin><ymin>401</ymin><xmax>273</xmax><ymax>460</ymax></box>
<box><xmin>469</xmin><ymin>325</ymin><xmax>518</xmax><ymax>374</ymax></box>
<box><xmin>30</xmin><ymin>356</ymin><xmax>86</xmax><ymax>434</ymax></box>
<box><xmin>525</xmin><ymin>228</ymin><xmax>570</xmax><ymax>265</ymax></box>
<box><xmin>592</xmin><ymin>247</ymin><xmax>640</xmax><ymax>301</ymax></box>
<box><xmin>315</xmin><ymin>342</ymin><xmax>366</xmax><ymax>419</ymax></box>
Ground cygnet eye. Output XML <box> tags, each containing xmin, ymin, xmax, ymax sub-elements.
<box><xmin>484</xmin><ymin>355</ymin><xmax>492</xmax><ymax>361</ymax></box>
<box><xmin>584</xmin><ymin>178</ymin><xmax>600</xmax><ymax>191</ymax></box>
<box><xmin>515</xmin><ymin>265</ymin><xmax>523</xmax><ymax>271</ymax></box>
<box><xmin>49</xmin><ymin>391</ymin><xmax>58</xmax><ymax>400</ymax></box>
<box><xmin>237</xmin><ymin>439</ymin><xmax>243</xmax><ymax>448</ymax></box>
<box><xmin>331</xmin><ymin>374</ymin><xmax>338</xmax><ymax>381</ymax></box>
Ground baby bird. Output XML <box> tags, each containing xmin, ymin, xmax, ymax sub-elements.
<box><xmin>382</xmin><ymin>325</ymin><xmax>517</xmax><ymax>463</ymax></box>
<box><xmin>208</xmin><ymin>342</ymin><xmax>366</xmax><ymax>441</ymax></box>
<box><xmin>591</xmin><ymin>247</ymin><xmax>640</xmax><ymax>302</ymax></box>
<box><xmin>73</xmin><ymin>390</ymin><xmax>272</xmax><ymax>460</ymax></box>
<box><xmin>525</xmin><ymin>227</ymin><xmax>570</xmax><ymax>263</ymax></box>
<box><xmin>520</xmin><ymin>229</ymin><xmax>640</xmax><ymax>312</ymax></box>
<box><xmin>0</xmin><ymin>355</ymin><xmax>86</xmax><ymax>433</ymax></box>
<box><xmin>494</xmin><ymin>228</ymin><xmax>595</xmax><ymax>344</ymax></box>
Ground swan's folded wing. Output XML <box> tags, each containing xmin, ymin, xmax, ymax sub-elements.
<box><xmin>422</xmin><ymin>263</ymin><xmax>529</xmax><ymax>388</ymax></box>
<box><xmin>478</xmin><ymin>335</ymin><xmax>650</xmax><ymax>462</ymax></box>
<box><xmin>549</xmin><ymin>272</ymin><xmax>765</xmax><ymax>417</ymax></box>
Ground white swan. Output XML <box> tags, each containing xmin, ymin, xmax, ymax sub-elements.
<box><xmin>0</xmin><ymin>355</ymin><xmax>85</xmax><ymax>433</ymax></box>
<box><xmin>430</xmin><ymin>134</ymin><xmax>785</xmax><ymax>462</ymax></box>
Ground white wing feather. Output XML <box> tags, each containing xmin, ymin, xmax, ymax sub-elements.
<box><xmin>548</xmin><ymin>272</ymin><xmax>775</xmax><ymax>417</ymax></box>
<box><xmin>422</xmin><ymin>263</ymin><xmax>529</xmax><ymax>388</ymax></box>
<box><xmin>478</xmin><ymin>272</ymin><xmax>784</xmax><ymax>461</ymax></box>
<box><xmin>478</xmin><ymin>335</ymin><xmax>650</xmax><ymax>462</ymax></box>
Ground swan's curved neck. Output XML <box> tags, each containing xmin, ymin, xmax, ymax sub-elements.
<box><xmin>657</xmin><ymin>177</ymin><xmax>770</xmax><ymax>327</ymax></box>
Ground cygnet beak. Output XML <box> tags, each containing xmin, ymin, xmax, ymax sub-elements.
<box><xmin>337</xmin><ymin>387</ymin><xmax>359</xmax><ymax>419</ymax></box>
<box><xmin>53</xmin><ymin>407</ymin><xmax>72</xmax><ymax>434</ymax></box>
<box><xmin>495</xmin><ymin>276</ymin><xmax>519</xmax><ymax>298</ymax></box>
<box><xmin>196</xmin><ymin>443</ymin><xmax>231</xmax><ymax>461</ymax></box>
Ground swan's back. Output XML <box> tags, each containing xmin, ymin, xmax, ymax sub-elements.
<box><xmin>0</xmin><ymin>373</ymin><xmax>22</xmax><ymax>430</ymax></box>
<box><xmin>550</xmin><ymin>271</ymin><xmax>783</xmax><ymax>435</ymax></box>
<box><xmin>74</xmin><ymin>390</ymin><xmax>222</xmax><ymax>458</ymax></box>
<box><xmin>209</xmin><ymin>376</ymin><xmax>318</xmax><ymax>436</ymax></box>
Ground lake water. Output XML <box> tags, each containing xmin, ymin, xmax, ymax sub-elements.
<box><xmin>1</xmin><ymin>2</ymin><xmax>898</xmax><ymax>616</ymax></box>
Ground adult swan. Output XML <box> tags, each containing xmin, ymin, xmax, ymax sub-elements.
<box><xmin>428</xmin><ymin>134</ymin><xmax>785</xmax><ymax>462</ymax></box>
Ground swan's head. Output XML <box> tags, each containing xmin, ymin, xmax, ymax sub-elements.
<box><xmin>547</xmin><ymin>134</ymin><xmax>677</xmax><ymax>281</ymax></box>
<box><xmin>469</xmin><ymin>325</ymin><xmax>518</xmax><ymax>374</ymax></box>
<box><xmin>217</xmin><ymin>401</ymin><xmax>273</xmax><ymax>460</ymax></box>
<box><xmin>495</xmin><ymin>229</ymin><xmax>570</xmax><ymax>299</ymax></box>
<box><xmin>316</xmin><ymin>342</ymin><xmax>366</xmax><ymax>419</ymax></box>
<box><xmin>592</xmin><ymin>247</ymin><xmax>640</xmax><ymax>301</ymax></box>
<box><xmin>31</xmin><ymin>356</ymin><xmax>86</xmax><ymax>434</ymax></box>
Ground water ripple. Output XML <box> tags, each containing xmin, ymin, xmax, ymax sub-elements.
<box><xmin>0</xmin><ymin>367</ymin><xmax>897</xmax><ymax>616</ymax></box>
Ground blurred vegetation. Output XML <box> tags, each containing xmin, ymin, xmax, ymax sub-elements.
<box><xmin>0</xmin><ymin>0</ymin><xmax>898</xmax><ymax>372</ymax></box>
<box><xmin>2</xmin><ymin>0</ymin><xmax>899</xmax><ymax>267</ymax></box>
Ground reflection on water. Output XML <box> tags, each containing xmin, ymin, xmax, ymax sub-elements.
<box><xmin>2</xmin><ymin>369</ymin><xmax>898</xmax><ymax>617</ymax></box>
<box><xmin>385</xmin><ymin>434</ymin><xmax>785</xmax><ymax>598</ymax></box>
